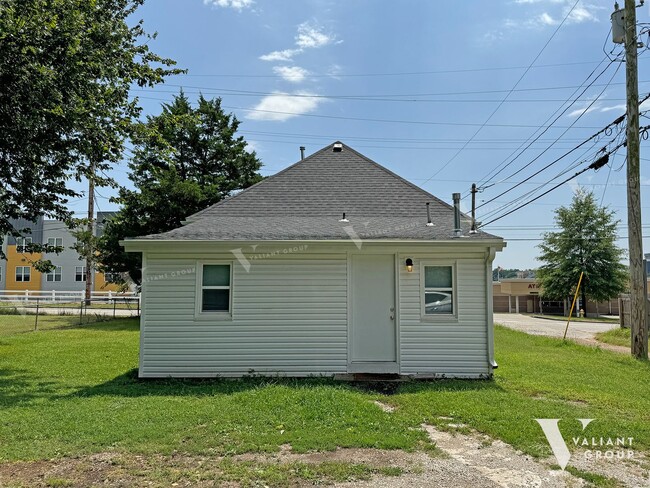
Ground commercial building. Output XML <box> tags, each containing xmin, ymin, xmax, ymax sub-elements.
<box><xmin>493</xmin><ymin>278</ymin><xmax>620</xmax><ymax>316</ymax></box>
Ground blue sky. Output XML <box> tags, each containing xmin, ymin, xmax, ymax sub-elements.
<box><xmin>76</xmin><ymin>0</ymin><xmax>650</xmax><ymax>269</ymax></box>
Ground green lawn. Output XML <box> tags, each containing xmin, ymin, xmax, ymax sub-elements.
<box><xmin>0</xmin><ymin>318</ymin><xmax>648</xmax><ymax>477</ymax></box>
<box><xmin>0</xmin><ymin>312</ymin><xmax>113</xmax><ymax>336</ymax></box>
<box><xmin>596</xmin><ymin>327</ymin><xmax>631</xmax><ymax>347</ymax></box>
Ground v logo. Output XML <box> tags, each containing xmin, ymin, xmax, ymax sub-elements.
<box><xmin>535</xmin><ymin>419</ymin><xmax>594</xmax><ymax>469</ymax></box>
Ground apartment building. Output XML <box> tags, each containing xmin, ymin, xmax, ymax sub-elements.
<box><xmin>1</xmin><ymin>213</ymin><xmax>121</xmax><ymax>293</ymax></box>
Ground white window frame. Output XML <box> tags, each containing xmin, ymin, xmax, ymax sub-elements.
<box><xmin>47</xmin><ymin>237</ymin><xmax>63</xmax><ymax>249</ymax></box>
<box><xmin>15</xmin><ymin>266</ymin><xmax>31</xmax><ymax>282</ymax></box>
<box><xmin>104</xmin><ymin>272</ymin><xmax>119</xmax><ymax>283</ymax></box>
<box><xmin>46</xmin><ymin>266</ymin><xmax>63</xmax><ymax>282</ymax></box>
<box><xmin>194</xmin><ymin>261</ymin><xmax>233</xmax><ymax>320</ymax></box>
<box><xmin>75</xmin><ymin>266</ymin><xmax>87</xmax><ymax>282</ymax></box>
<box><xmin>420</xmin><ymin>261</ymin><xmax>458</xmax><ymax>321</ymax></box>
<box><xmin>16</xmin><ymin>237</ymin><xmax>32</xmax><ymax>253</ymax></box>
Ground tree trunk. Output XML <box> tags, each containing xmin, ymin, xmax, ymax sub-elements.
<box><xmin>581</xmin><ymin>285</ymin><xmax>587</xmax><ymax>318</ymax></box>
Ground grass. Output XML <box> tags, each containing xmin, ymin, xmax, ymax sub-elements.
<box><xmin>0</xmin><ymin>313</ymin><xmax>111</xmax><ymax>336</ymax></box>
<box><xmin>564</xmin><ymin>466</ymin><xmax>622</xmax><ymax>488</ymax></box>
<box><xmin>0</xmin><ymin>318</ymin><xmax>648</xmax><ymax>484</ymax></box>
<box><xmin>596</xmin><ymin>327</ymin><xmax>631</xmax><ymax>347</ymax></box>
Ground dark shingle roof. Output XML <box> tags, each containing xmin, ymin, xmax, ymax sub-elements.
<box><xmin>139</xmin><ymin>142</ymin><xmax>501</xmax><ymax>241</ymax></box>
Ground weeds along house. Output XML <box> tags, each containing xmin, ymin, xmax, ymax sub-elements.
<box><xmin>122</xmin><ymin>142</ymin><xmax>505</xmax><ymax>378</ymax></box>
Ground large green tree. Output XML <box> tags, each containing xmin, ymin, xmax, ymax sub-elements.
<box><xmin>537</xmin><ymin>189</ymin><xmax>628</xmax><ymax>311</ymax></box>
<box><xmin>0</xmin><ymin>0</ymin><xmax>180</xmax><ymax>256</ymax></box>
<box><xmin>98</xmin><ymin>92</ymin><xmax>263</xmax><ymax>284</ymax></box>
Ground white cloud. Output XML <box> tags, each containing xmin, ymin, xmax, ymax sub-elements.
<box><xmin>259</xmin><ymin>48</ymin><xmax>302</xmax><ymax>62</ymax></box>
<box><xmin>567</xmin><ymin>4</ymin><xmax>597</xmax><ymax>23</ymax></box>
<box><xmin>295</xmin><ymin>22</ymin><xmax>334</xmax><ymax>49</ymax></box>
<box><xmin>537</xmin><ymin>12</ymin><xmax>557</xmax><ymax>26</ymax></box>
<box><xmin>514</xmin><ymin>0</ymin><xmax>564</xmax><ymax>4</ymax></box>
<box><xmin>203</xmin><ymin>0</ymin><xmax>254</xmax><ymax>10</ymax></box>
<box><xmin>505</xmin><ymin>1</ymin><xmax>600</xmax><ymax>31</ymax></box>
<box><xmin>247</xmin><ymin>92</ymin><xmax>322</xmax><ymax>121</ymax></box>
<box><xmin>272</xmin><ymin>66</ymin><xmax>309</xmax><ymax>83</ymax></box>
<box><xmin>260</xmin><ymin>21</ymin><xmax>337</xmax><ymax>62</ymax></box>
<box><xmin>567</xmin><ymin>104</ymin><xmax>600</xmax><ymax>118</ymax></box>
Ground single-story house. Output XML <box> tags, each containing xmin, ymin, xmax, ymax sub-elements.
<box><xmin>122</xmin><ymin>142</ymin><xmax>505</xmax><ymax>379</ymax></box>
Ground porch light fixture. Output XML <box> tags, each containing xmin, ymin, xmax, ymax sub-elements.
<box><xmin>405</xmin><ymin>258</ymin><xmax>414</xmax><ymax>272</ymax></box>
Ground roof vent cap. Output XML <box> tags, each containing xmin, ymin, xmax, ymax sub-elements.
<box><xmin>333</xmin><ymin>143</ymin><xmax>343</xmax><ymax>152</ymax></box>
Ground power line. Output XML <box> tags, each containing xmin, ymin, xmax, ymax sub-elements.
<box><xmin>133</xmin><ymin>88</ymin><xmax>632</xmax><ymax>104</ymax></box>
<box><xmin>478</xmin><ymin>122</ymin><xmax>629</xmax><ymax>221</ymax></box>
<box><xmin>176</xmin><ymin>60</ymin><xmax>606</xmax><ymax>79</ymax></box>
<box><xmin>475</xmin><ymin>88</ymin><xmax>634</xmax><ymax>212</ymax></box>
<box><xmin>135</xmin><ymin>96</ymin><xmax>608</xmax><ymax>129</ymax></box>
<box><xmin>475</xmin><ymin>58</ymin><xmax>619</xmax><ymax>192</ymax></box>
<box><xmin>478</xmin><ymin>130</ymin><xmax>646</xmax><ymax>228</ymax></box>
<box><xmin>405</xmin><ymin>0</ymin><xmax>583</xmax><ymax>185</ymax></box>
<box><xmin>134</xmin><ymin>79</ymin><xmax>650</xmax><ymax>101</ymax></box>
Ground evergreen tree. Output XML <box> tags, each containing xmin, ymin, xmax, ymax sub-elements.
<box><xmin>98</xmin><ymin>92</ymin><xmax>263</xmax><ymax>284</ymax></box>
<box><xmin>537</xmin><ymin>189</ymin><xmax>628</xmax><ymax>310</ymax></box>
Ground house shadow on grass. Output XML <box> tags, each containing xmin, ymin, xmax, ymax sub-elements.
<box><xmin>0</xmin><ymin>368</ymin><xmax>60</xmax><ymax>407</ymax></box>
<box><xmin>67</xmin><ymin>368</ymin><xmax>504</xmax><ymax>399</ymax></box>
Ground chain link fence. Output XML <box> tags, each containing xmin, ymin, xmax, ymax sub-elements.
<box><xmin>0</xmin><ymin>292</ymin><xmax>140</xmax><ymax>336</ymax></box>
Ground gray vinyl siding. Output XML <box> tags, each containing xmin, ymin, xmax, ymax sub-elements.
<box><xmin>138</xmin><ymin>244</ymin><xmax>493</xmax><ymax>378</ymax></box>
<box><xmin>398</xmin><ymin>253</ymin><xmax>489</xmax><ymax>377</ymax></box>
<box><xmin>40</xmin><ymin>220</ymin><xmax>86</xmax><ymax>291</ymax></box>
<box><xmin>140</xmin><ymin>250</ymin><xmax>348</xmax><ymax>377</ymax></box>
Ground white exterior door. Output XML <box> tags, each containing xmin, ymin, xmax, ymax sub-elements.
<box><xmin>350</xmin><ymin>254</ymin><xmax>397</xmax><ymax>372</ymax></box>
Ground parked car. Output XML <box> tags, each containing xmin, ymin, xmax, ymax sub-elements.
<box><xmin>425</xmin><ymin>292</ymin><xmax>452</xmax><ymax>314</ymax></box>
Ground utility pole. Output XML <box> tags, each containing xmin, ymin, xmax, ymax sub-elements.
<box><xmin>470</xmin><ymin>183</ymin><xmax>478</xmax><ymax>233</ymax></box>
<box><xmin>85</xmin><ymin>164</ymin><xmax>94</xmax><ymax>306</ymax></box>
<box><xmin>623</xmin><ymin>0</ymin><xmax>648</xmax><ymax>358</ymax></box>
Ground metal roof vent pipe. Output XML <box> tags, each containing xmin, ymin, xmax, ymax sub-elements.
<box><xmin>333</xmin><ymin>142</ymin><xmax>343</xmax><ymax>152</ymax></box>
<box><xmin>426</xmin><ymin>202</ymin><xmax>434</xmax><ymax>227</ymax></box>
<box><xmin>300</xmin><ymin>146</ymin><xmax>305</xmax><ymax>160</ymax></box>
<box><xmin>453</xmin><ymin>193</ymin><xmax>462</xmax><ymax>237</ymax></box>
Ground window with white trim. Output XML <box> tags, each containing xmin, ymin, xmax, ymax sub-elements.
<box><xmin>16</xmin><ymin>237</ymin><xmax>32</xmax><ymax>252</ymax></box>
<box><xmin>75</xmin><ymin>266</ymin><xmax>87</xmax><ymax>282</ymax></box>
<box><xmin>423</xmin><ymin>265</ymin><xmax>454</xmax><ymax>315</ymax></box>
<box><xmin>200</xmin><ymin>264</ymin><xmax>231</xmax><ymax>313</ymax></box>
<box><xmin>46</xmin><ymin>266</ymin><xmax>63</xmax><ymax>282</ymax></box>
<box><xmin>104</xmin><ymin>272</ymin><xmax>119</xmax><ymax>283</ymax></box>
<box><xmin>47</xmin><ymin>237</ymin><xmax>63</xmax><ymax>249</ymax></box>
<box><xmin>15</xmin><ymin>266</ymin><xmax>31</xmax><ymax>282</ymax></box>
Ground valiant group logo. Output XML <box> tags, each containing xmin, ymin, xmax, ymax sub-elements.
<box><xmin>535</xmin><ymin>419</ymin><xmax>634</xmax><ymax>470</ymax></box>
<box><xmin>536</xmin><ymin>419</ymin><xmax>593</xmax><ymax>469</ymax></box>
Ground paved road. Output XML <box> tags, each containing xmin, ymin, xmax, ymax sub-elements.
<box><xmin>494</xmin><ymin>313</ymin><xmax>627</xmax><ymax>353</ymax></box>
<box><xmin>494</xmin><ymin>313</ymin><xmax>617</xmax><ymax>340</ymax></box>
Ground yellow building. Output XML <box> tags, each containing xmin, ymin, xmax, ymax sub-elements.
<box><xmin>4</xmin><ymin>244</ymin><xmax>43</xmax><ymax>292</ymax></box>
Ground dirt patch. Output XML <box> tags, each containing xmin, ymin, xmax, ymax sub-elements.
<box><xmin>372</xmin><ymin>400</ymin><xmax>395</xmax><ymax>413</ymax></box>
<box><xmin>0</xmin><ymin>448</ymin><xmax>420</xmax><ymax>488</ymax></box>
<box><xmin>564</xmin><ymin>448</ymin><xmax>649</xmax><ymax>487</ymax></box>
<box><xmin>1</xmin><ymin>431</ymin><xmax>647</xmax><ymax>487</ymax></box>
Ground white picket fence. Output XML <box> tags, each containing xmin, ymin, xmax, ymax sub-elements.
<box><xmin>0</xmin><ymin>289</ymin><xmax>139</xmax><ymax>303</ymax></box>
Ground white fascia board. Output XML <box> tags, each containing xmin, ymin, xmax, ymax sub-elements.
<box><xmin>119</xmin><ymin>238</ymin><xmax>506</xmax><ymax>252</ymax></box>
